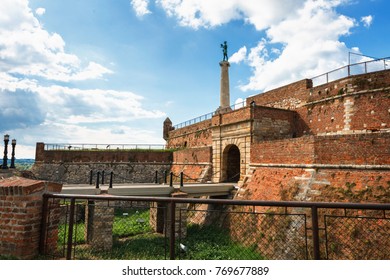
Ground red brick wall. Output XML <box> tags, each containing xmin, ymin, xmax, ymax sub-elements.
<box><xmin>0</xmin><ymin>177</ymin><xmax>62</xmax><ymax>259</ymax></box>
<box><xmin>171</xmin><ymin>147</ymin><xmax>212</xmax><ymax>183</ymax></box>
<box><xmin>251</xmin><ymin>137</ymin><xmax>315</xmax><ymax>164</ymax></box>
<box><xmin>173</xmin><ymin>147</ymin><xmax>212</xmax><ymax>164</ymax></box>
<box><xmin>167</xmin><ymin>120</ymin><xmax>212</xmax><ymax>149</ymax></box>
<box><xmin>246</xmin><ymin>79</ymin><xmax>312</xmax><ymax>109</ymax></box>
<box><xmin>314</xmin><ymin>133</ymin><xmax>390</xmax><ymax>165</ymax></box>
<box><xmin>350</xmin><ymin>92</ymin><xmax>389</xmax><ymax>131</ymax></box>
<box><xmin>250</xmin><ymin>133</ymin><xmax>390</xmax><ymax>166</ymax></box>
<box><xmin>242</xmin><ymin>167</ymin><xmax>389</xmax><ymax>203</ymax></box>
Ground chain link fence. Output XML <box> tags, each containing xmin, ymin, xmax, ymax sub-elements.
<box><xmin>41</xmin><ymin>195</ymin><xmax>390</xmax><ymax>260</ymax></box>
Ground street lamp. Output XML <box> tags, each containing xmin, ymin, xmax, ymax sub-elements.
<box><xmin>10</xmin><ymin>139</ymin><xmax>16</xmax><ymax>169</ymax></box>
<box><xmin>2</xmin><ymin>134</ymin><xmax>9</xmax><ymax>169</ymax></box>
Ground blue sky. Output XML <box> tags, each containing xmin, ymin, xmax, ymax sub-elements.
<box><xmin>0</xmin><ymin>0</ymin><xmax>389</xmax><ymax>158</ymax></box>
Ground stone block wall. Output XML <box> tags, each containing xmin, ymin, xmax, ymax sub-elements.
<box><xmin>32</xmin><ymin>162</ymin><xmax>172</xmax><ymax>184</ymax></box>
<box><xmin>0</xmin><ymin>177</ymin><xmax>62</xmax><ymax>259</ymax></box>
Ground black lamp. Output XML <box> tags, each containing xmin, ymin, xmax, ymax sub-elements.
<box><xmin>10</xmin><ymin>139</ymin><xmax>16</xmax><ymax>169</ymax></box>
<box><xmin>2</xmin><ymin>134</ymin><xmax>9</xmax><ymax>169</ymax></box>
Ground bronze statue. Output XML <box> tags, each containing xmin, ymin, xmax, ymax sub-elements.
<box><xmin>221</xmin><ymin>41</ymin><xmax>228</xmax><ymax>61</ymax></box>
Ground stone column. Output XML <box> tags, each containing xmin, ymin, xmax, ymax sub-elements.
<box><xmin>0</xmin><ymin>176</ymin><xmax>62</xmax><ymax>259</ymax></box>
<box><xmin>217</xmin><ymin>61</ymin><xmax>231</xmax><ymax>114</ymax></box>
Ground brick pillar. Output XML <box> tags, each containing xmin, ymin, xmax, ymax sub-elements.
<box><xmin>166</xmin><ymin>193</ymin><xmax>188</xmax><ymax>238</ymax></box>
<box><xmin>84</xmin><ymin>199</ymin><xmax>114</xmax><ymax>250</ymax></box>
<box><xmin>0</xmin><ymin>176</ymin><xmax>62</xmax><ymax>259</ymax></box>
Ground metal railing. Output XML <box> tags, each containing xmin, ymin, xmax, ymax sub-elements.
<box><xmin>311</xmin><ymin>57</ymin><xmax>390</xmax><ymax>87</ymax></box>
<box><xmin>44</xmin><ymin>143</ymin><xmax>166</xmax><ymax>151</ymax></box>
<box><xmin>173</xmin><ymin>100</ymin><xmax>247</xmax><ymax>129</ymax></box>
<box><xmin>41</xmin><ymin>194</ymin><xmax>390</xmax><ymax>260</ymax></box>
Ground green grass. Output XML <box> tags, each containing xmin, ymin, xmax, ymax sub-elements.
<box><xmin>58</xmin><ymin>209</ymin><xmax>263</xmax><ymax>260</ymax></box>
<box><xmin>113</xmin><ymin>208</ymin><xmax>152</xmax><ymax>237</ymax></box>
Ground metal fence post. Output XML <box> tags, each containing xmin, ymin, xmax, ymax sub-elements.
<box><xmin>66</xmin><ymin>198</ymin><xmax>76</xmax><ymax>260</ymax></box>
<box><xmin>102</xmin><ymin>170</ymin><xmax>105</xmax><ymax>185</ymax></box>
<box><xmin>180</xmin><ymin>172</ymin><xmax>183</xmax><ymax>187</ymax></box>
<box><xmin>96</xmin><ymin>171</ymin><xmax>100</xmax><ymax>189</ymax></box>
<box><xmin>311</xmin><ymin>206</ymin><xmax>320</xmax><ymax>260</ymax></box>
<box><xmin>169</xmin><ymin>201</ymin><xmax>176</xmax><ymax>260</ymax></box>
<box><xmin>39</xmin><ymin>194</ymin><xmax>49</xmax><ymax>255</ymax></box>
<box><xmin>169</xmin><ymin>172</ymin><xmax>173</xmax><ymax>187</ymax></box>
<box><xmin>109</xmin><ymin>172</ymin><xmax>113</xmax><ymax>188</ymax></box>
<box><xmin>164</xmin><ymin>170</ymin><xmax>167</xmax><ymax>184</ymax></box>
<box><xmin>155</xmin><ymin>170</ymin><xmax>158</xmax><ymax>184</ymax></box>
<box><xmin>89</xmin><ymin>170</ymin><xmax>93</xmax><ymax>185</ymax></box>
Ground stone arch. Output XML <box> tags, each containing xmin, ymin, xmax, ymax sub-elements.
<box><xmin>222</xmin><ymin>144</ymin><xmax>241</xmax><ymax>182</ymax></box>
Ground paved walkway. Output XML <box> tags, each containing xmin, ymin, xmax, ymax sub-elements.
<box><xmin>62</xmin><ymin>182</ymin><xmax>236</xmax><ymax>197</ymax></box>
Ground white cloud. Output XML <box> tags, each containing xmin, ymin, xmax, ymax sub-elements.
<box><xmin>157</xmin><ymin>0</ymin><xmax>304</xmax><ymax>29</ymax></box>
<box><xmin>0</xmin><ymin>0</ymin><xmax>112</xmax><ymax>82</ymax></box>
<box><xmin>240</xmin><ymin>0</ymin><xmax>356</xmax><ymax>91</ymax></box>
<box><xmin>131</xmin><ymin>0</ymin><xmax>152</xmax><ymax>17</ymax></box>
<box><xmin>361</xmin><ymin>15</ymin><xmax>373</xmax><ymax>28</ymax></box>
<box><xmin>35</xmin><ymin>7</ymin><xmax>45</xmax><ymax>16</ymax></box>
<box><xmin>156</xmin><ymin>0</ymin><xmax>358</xmax><ymax>92</ymax></box>
<box><xmin>0</xmin><ymin>0</ymin><xmax>166</xmax><ymax>158</ymax></box>
<box><xmin>229</xmin><ymin>46</ymin><xmax>247</xmax><ymax>64</ymax></box>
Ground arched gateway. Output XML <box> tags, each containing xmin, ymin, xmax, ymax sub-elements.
<box><xmin>222</xmin><ymin>144</ymin><xmax>240</xmax><ymax>182</ymax></box>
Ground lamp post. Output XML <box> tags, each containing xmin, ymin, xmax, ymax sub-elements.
<box><xmin>10</xmin><ymin>139</ymin><xmax>16</xmax><ymax>169</ymax></box>
<box><xmin>2</xmin><ymin>134</ymin><xmax>9</xmax><ymax>169</ymax></box>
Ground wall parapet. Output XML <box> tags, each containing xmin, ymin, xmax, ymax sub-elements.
<box><xmin>0</xmin><ymin>177</ymin><xmax>62</xmax><ymax>259</ymax></box>
<box><xmin>35</xmin><ymin>142</ymin><xmax>172</xmax><ymax>163</ymax></box>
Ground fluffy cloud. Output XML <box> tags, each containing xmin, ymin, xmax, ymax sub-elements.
<box><xmin>0</xmin><ymin>0</ymin><xmax>166</xmax><ymax>158</ymax></box>
<box><xmin>0</xmin><ymin>0</ymin><xmax>112</xmax><ymax>82</ymax></box>
<box><xmin>229</xmin><ymin>46</ymin><xmax>247</xmax><ymax>64</ymax></box>
<box><xmin>157</xmin><ymin>0</ymin><xmax>304</xmax><ymax>29</ymax></box>
<box><xmin>156</xmin><ymin>0</ymin><xmax>357</xmax><ymax>91</ymax></box>
<box><xmin>240</xmin><ymin>0</ymin><xmax>355</xmax><ymax>91</ymax></box>
<box><xmin>361</xmin><ymin>15</ymin><xmax>373</xmax><ymax>28</ymax></box>
<box><xmin>35</xmin><ymin>7</ymin><xmax>45</xmax><ymax>16</ymax></box>
<box><xmin>131</xmin><ymin>0</ymin><xmax>152</xmax><ymax>17</ymax></box>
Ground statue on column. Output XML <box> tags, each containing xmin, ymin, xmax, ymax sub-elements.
<box><xmin>221</xmin><ymin>41</ymin><xmax>228</xmax><ymax>61</ymax></box>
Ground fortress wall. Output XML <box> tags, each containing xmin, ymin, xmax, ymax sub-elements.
<box><xmin>240</xmin><ymin>167</ymin><xmax>390</xmax><ymax>203</ymax></box>
<box><xmin>167</xmin><ymin>119</ymin><xmax>212</xmax><ymax>149</ymax></box>
<box><xmin>35</xmin><ymin>143</ymin><xmax>172</xmax><ymax>163</ymax></box>
<box><xmin>31</xmin><ymin>162</ymin><xmax>171</xmax><ymax>184</ymax></box>
<box><xmin>212</xmin><ymin>107</ymin><xmax>252</xmax><ymax>126</ymax></box>
<box><xmin>297</xmin><ymin>88</ymin><xmax>390</xmax><ymax>135</ymax></box>
<box><xmin>252</xmin><ymin>106</ymin><xmax>298</xmax><ymax>140</ymax></box>
<box><xmin>170</xmin><ymin>147</ymin><xmax>212</xmax><ymax>183</ymax></box>
<box><xmin>350</xmin><ymin>91</ymin><xmax>389</xmax><ymax>131</ymax></box>
<box><xmin>250</xmin><ymin>133</ymin><xmax>389</xmax><ymax>166</ymax></box>
<box><xmin>173</xmin><ymin>147</ymin><xmax>212</xmax><ymax>164</ymax></box>
<box><xmin>314</xmin><ymin>132</ymin><xmax>390</xmax><ymax>165</ymax></box>
<box><xmin>251</xmin><ymin>136</ymin><xmax>316</xmax><ymax>165</ymax></box>
<box><xmin>246</xmin><ymin>79</ymin><xmax>312</xmax><ymax>109</ymax></box>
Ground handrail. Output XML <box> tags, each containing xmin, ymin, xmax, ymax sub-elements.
<box><xmin>173</xmin><ymin>100</ymin><xmax>247</xmax><ymax>129</ymax></box>
<box><xmin>311</xmin><ymin>56</ymin><xmax>389</xmax><ymax>87</ymax></box>
<box><xmin>44</xmin><ymin>143</ymin><xmax>166</xmax><ymax>151</ymax></box>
